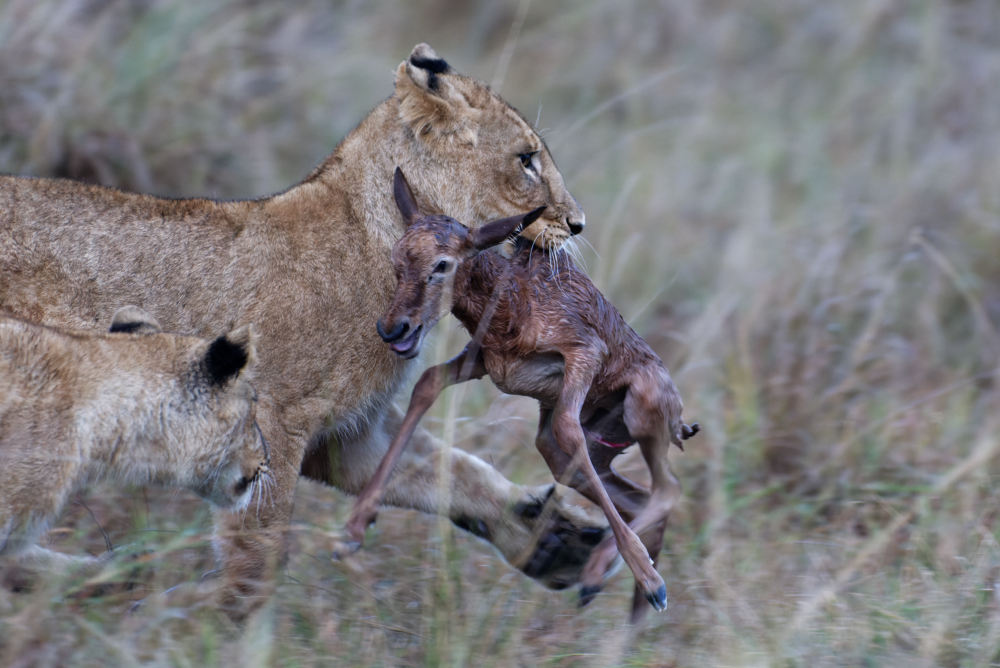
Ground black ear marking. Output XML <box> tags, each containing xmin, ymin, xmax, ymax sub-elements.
<box><xmin>410</xmin><ymin>54</ymin><xmax>451</xmax><ymax>92</ymax></box>
<box><xmin>204</xmin><ymin>335</ymin><xmax>249</xmax><ymax>386</ymax></box>
<box><xmin>109</xmin><ymin>321</ymin><xmax>145</xmax><ymax>334</ymax></box>
<box><xmin>108</xmin><ymin>305</ymin><xmax>161</xmax><ymax>334</ymax></box>
<box><xmin>410</xmin><ymin>54</ymin><xmax>450</xmax><ymax>74</ymax></box>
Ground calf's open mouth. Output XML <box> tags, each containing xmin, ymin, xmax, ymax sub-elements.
<box><xmin>390</xmin><ymin>325</ymin><xmax>423</xmax><ymax>358</ymax></box>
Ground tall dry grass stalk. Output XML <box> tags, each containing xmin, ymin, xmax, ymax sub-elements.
<box><xmin>3</xmin><ymin>0</ymin><xmax>1000</xmax><ymax>665</ymax></box>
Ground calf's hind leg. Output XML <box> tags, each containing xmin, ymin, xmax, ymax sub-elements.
<box><xmin>552</xmin><ymin>359</ymin><xmax>667</xmax><ymax>612</ymax></box>
<box><xmin>578</xmin><ymin>433</ymin><xmax>679</xmax><ymax>615</ymax></box>
<box><xmin>580</xmin><ymin>374</ymin><xmax>684</xmax><ymax>616</ymax></box>
<box><xmin>537</xmin><ymin>407</ymin><xmax>662</xmax><ymax>615</ymax></box>
<box><xmin>535</xmin><ymin>408</ymin><xmax>650</xmax><ymax>524</ymax></box>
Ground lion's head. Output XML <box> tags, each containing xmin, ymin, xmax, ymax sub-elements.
<box><xmin>108</xmin><ymin>307</ymin><xmax>270</xmax><ymax>511</ymax></box>
<box><xmin>392</xmin><ymin>44</ymin><xmax>584</xmax><ymax>251</ymax></box>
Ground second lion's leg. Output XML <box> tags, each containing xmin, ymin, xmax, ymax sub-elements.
<box><xmin>213</xmin><ymin>407</ymin><xmax>305</xmax><ymax>623</ymax></box>
<box><xmin>301</xmin><ymin>402</ymin><xmax>608</xmax><ymax>591</ymax></box>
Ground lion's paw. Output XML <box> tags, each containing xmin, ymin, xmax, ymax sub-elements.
<box><xmin>487</xmin><ymin>484</ymin><xmax>611</xmax><ymax>590</ymax></box>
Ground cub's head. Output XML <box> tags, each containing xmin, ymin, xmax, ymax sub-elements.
<box><xmin>376</xmin><ymin>168</ymin><xmax>545</xmax><ymax>359</ymax></box>
<box><xmin>109</xmin><ymin>308</ymin><xmax>270</xmax><ymax>511</ymax></box>
<box><xmin>392</xmin><ymin>43</ymin><xmax>584</xmax><ymax>251</ymax></box>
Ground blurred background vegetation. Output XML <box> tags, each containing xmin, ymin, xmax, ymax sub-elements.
<box><xmin>2</xmin><ymin>0</ymin><xmax>1000</xmax><ymax>665</ymax></box>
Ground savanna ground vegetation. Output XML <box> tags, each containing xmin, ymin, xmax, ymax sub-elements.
<box><xmin>2</xmin><ymin>1</ymin><xmax>1000</xmax><ymax>665</ymax></box>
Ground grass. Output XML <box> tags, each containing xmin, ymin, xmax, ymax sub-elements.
<box><xmin>3</xmin><ymin>0</ymin><xmax>1000</xmax><ymax>665</ymax></box>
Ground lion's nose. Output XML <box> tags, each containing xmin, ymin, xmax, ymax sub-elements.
<box><xmin>567</xmin><ymin>218</ymin><xmax>585</xmax><ymax>235</ymax></box>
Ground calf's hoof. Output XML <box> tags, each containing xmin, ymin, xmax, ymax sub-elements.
<box><xmin>644</xmin><ymin>583</ymin><xmax>668</xmax><ymax>612</ymax></box>
<box><xmin>331</xmin><ymin>539</ymin><xmax>362</xmax><ymax>561</ymax></box>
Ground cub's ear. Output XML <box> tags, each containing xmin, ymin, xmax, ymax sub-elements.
<box><xmin>395</xmin><ymin>43</ymin><xmax>479</xmax><ymax>146</ymax></box>
<box><xmin>470</xmin><ymin>207</ymin><xmax>547</xmax><ymax>251</ymax></box>
<box><xmin>109</xmin><ymin>305</ymin><xmax>161</xmax><ymax>334</ymax></box>
<box><xmin>393</xmin><ymin>167</ymin><xmax>421</xmax><ymax>226</ymax></box>
<box><xmin>203</xmin><ymin>324</ymin><xmax>257</xmax><ymax>387</ymax></box>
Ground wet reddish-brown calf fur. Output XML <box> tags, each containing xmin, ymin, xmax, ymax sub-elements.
<box><xmin>349</xmin><ymin>169</ymin><xmax>699</xmax><ymax>621</ymax></box>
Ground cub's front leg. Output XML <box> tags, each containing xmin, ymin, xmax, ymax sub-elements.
<box><xmin>212</xmin><ymin>410</ymin><xmax>303</xmax><ymax>622</ymax></box>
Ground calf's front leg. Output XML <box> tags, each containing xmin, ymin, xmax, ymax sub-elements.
<box><xmin>343</xmin><ymin>347</ymin><xmax>485</xmax><ymax>548</ymax></box>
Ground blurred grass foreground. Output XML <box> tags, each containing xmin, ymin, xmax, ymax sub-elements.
<box><xmin>3</xmin><ymin>0</ymin><xmax>1000</xmax><ymax>665</ymax></box>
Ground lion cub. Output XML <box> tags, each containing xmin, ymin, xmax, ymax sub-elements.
<box><xmin>0</xmin><ymin>307</ymin><xmax>269</xmax><ymax>569</ymax></box>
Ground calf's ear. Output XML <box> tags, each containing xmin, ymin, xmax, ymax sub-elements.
<box><xmin>393</xmin><ymin>167</ymin><xmax>421</xmax><ymax>227</ymax></box>
<box><xmin>471</xmin><ymin>206</ymin><xmax>546</xmax><ymax>251</ymax></box>
<box><xmin>203</xmin><ymin>324</ymin><xmax>257</xmax><ymax>386</ymax></box>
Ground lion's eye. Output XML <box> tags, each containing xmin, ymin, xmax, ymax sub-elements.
<box><xmin>518</xmin><ymin>151</ymin><xmax>539</xmax><ymax>173</ymax></box>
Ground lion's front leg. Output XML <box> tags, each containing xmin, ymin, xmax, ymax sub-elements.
<box><xmin>301</xmin><ymin>402</ymin><xmax>609</xmax><ymax>591</ymax></box>
<box><xmin>212</xmin><ymin>421</ymin><xmax>302</xmax><ymax>623</ymax></box>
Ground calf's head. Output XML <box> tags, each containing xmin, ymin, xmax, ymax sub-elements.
<box><xmin>377</xmin><ymin>168</ymin><xmax>544</xmax><ymax>359</ymax></box>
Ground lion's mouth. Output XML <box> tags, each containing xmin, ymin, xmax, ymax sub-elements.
<box><xmin>389</xmin><ymin>325</ymin><xmax>423</xmax><ymax>358</ymax></box>
<box><xmin>522</xmin><ymin>225</ymin><xmax>568</xmax><ymax>252</ymax></box>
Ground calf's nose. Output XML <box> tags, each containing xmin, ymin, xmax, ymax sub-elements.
<box><xmin>376</xmin><ymin>318</ymin><xmax>409</xmax><ymax>342</ymax></box>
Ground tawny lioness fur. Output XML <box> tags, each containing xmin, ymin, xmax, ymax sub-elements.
<box><xmin>0</xmin><ymin>43</ymin><xmax>602</xmax><ymax>617</ymax></box>
<box><xmin>0</xmin><ymin>307</ymin><xmax>269</xmax><ymax>571</ymax></box>
<box><xmin>350</xmin><ymin>169</ymin><xmax>699</xmax><ymax>621</ymax></box>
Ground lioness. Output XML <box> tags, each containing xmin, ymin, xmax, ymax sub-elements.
<box><xmin>0</xmin><ymin>43</ymin><xmax>601</xmax><ymax>616</ymax></box>
<box><xmin>0</xmin><ymin>307</ymin><xmax>268</xmax><ymax>570</ymax></box>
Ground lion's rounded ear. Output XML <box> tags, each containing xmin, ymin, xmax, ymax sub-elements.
<box><xmin>109</xmin><ymin>306</ymin><xmax>161</xmax><ymax>335</ymax></box>
<box><xmin>395</xmin><ymin>43</ymin><xmax>479</xmax><ymax>146</ymax></box>
<box><xmin>202</xmin><ymin>324</ymin><xmax>257</xmax><ymax>386</ymax></box>
<box><xmin>401</xmin><ymin>43</ymin><xmax>454</xmax><ymax>93</ymax></box>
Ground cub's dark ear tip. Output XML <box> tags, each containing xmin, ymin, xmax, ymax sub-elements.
<box><xmin>109</xmin><ymin>321</ymin><xmax>144</xmax><ymax>334</ymax></box>
<box><xmin>109</xmin><ymin>305</ymin><xmax>161</xmax><ymax>334</ymax></box>
<box><xmin>205</xmin><ymin>335</ymin><xmax>249</xmax><ymax>386</ymax></box>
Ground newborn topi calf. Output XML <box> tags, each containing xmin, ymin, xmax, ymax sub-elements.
<box><xmin>347</xmin><ymin>168</ymin><xmax>699</xmax><ymax>620</ymax></box>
